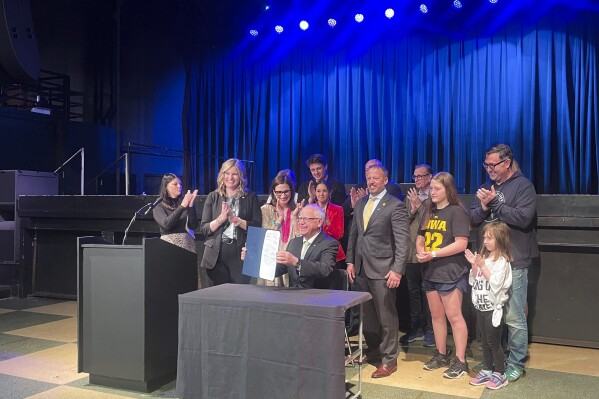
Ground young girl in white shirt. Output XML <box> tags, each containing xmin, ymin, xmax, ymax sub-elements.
<box><xmin>465</xmin><ymin>222</ymin><xmax>513</xmax><ymax>390</ymax></box>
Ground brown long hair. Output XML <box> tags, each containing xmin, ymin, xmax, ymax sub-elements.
<box><xmin>421</xmin><ymin>172</ymin><xmax>467</xmax><ymax>229</ymax></box>
<box><xmin>480</xmin><ymin>222</ymin><xmax>512</xmax><ymax>261</ymax></box>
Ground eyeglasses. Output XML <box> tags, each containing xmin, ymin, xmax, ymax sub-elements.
<box><xmin>482</xmin><ymin>159</ymin><xmax>508</xmax><ymax>171</ymax></box>
<box><xmin>296</xmin><ymin>216</ymin><xmax>321</xmax><ymax>223</ymax></box>
<box><xmin>274</xmin><ymin>190</ymin><xmax>291</xmax><ymax>197</ymax></box>
<box><xmin>412</xmin><ymin>174</ymin><xmax>430</xmax><ymax>181</ymax></box>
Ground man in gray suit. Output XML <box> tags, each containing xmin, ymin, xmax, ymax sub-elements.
<box><xmin>242</xmin><ymin>204</ymin><xmax>339</xmax><ymax>288</ymax></box>
<box><xmin>275</xmin><ymin>204</ymin><xmax>339</xmax><ymax>288</ymax></box>
<box><xmin>347</xmin><ymin>164</ymin><xmax>410</xmax><ymax>378</ymax></box>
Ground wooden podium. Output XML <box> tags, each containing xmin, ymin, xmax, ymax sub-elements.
<box><xmin>77</xmin><ymin>237</ymin><xmax>198</xmax><ymax>392</ymax></box>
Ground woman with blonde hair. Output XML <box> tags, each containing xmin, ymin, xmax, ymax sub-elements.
<box><xmin>416</xmin><ymin>172</ymin><xmax>471</xmax><ymax>379</ymax></box>
<box><xmin>200</xmin><ymin>159</ymin><xmax>262</xmax><ymax>285</ymax></box>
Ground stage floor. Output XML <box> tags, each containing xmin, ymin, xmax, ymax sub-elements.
<box><xmin>0</xmin><ymin>297</ymin><xmax>598</xmax><ymax>399</ymax></box>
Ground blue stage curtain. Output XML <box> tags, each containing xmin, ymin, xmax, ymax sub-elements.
<box><xmin>183</xmin><ymin>23</ymin><xmax>598</xmax><ymax>194</ymax></box>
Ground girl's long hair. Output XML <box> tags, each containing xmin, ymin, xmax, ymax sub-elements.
<box><xmin>480</xmin><ymin>222</ymin><xmax>512</xmax><ymax>261</ymax></box>
<box><xmin>420</xmin><ymin>172</ymin><xmax>467</xmax><ymax>229</ymax></box>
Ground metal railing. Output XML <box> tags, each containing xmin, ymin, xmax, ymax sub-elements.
<box><xmin>0</xmin><ymin>69</ymin><xmax>83</xmax><ymax>121</ymax></box>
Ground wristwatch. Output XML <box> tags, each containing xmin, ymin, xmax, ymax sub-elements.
<box><xmin>432</xmin><ymin>251</ymin><xmax>437</xmax><ymax>258</ymax></box>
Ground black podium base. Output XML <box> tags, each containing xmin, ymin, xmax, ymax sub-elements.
<box><xmin>89</xmin><ymin>372</ymin><xmax>175</xmax><ymax>393</ymax></box>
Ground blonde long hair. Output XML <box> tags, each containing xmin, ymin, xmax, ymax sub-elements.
<box><xmin>216</xmin><ymin>158</ymin><xmax>249</xmax><ymax>196</ymax></box>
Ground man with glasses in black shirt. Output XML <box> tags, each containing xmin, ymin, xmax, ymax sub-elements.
<box><xmin>468</xmin><ymin>144</ymin><xmax>538</xmax><ymax>383</ymax></box>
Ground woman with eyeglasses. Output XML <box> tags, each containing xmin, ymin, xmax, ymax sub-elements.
<box><xmin>314</xmin><ymin>180</ymin><xmax>346</xmax><ymax>264</ymax></box>
<box><xmin>200</xmin><ymin>159</ymin><xmax>262</xmax><ymax>285</ymax></box>
<box><xmin>153</xmin><ymin>173</ymin><xmax>198</xmax><ymax>253</ymax></box>
<box><xmin>257</xmin><ymin>173</ymin><xmax>303</xmax><ymax>286</ymax></box>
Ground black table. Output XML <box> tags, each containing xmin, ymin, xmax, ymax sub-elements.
<box><xmin>176</xmin><ymin>284</ymin><xmax>371</xmax><ymax>399</ymax></box>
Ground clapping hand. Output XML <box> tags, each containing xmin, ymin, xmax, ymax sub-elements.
<box><xmin>181</xmin><ymin>190</ymin><xmax>193</xmax><ymax>207</ymax></box>
<box><xmin>476</xmin><ymin>186</ymin><xmax>496</xmax><ymax>211</ymax></box>
<box><xmin>406</xmin><ymin>187</ymin><xmax>422</xmax><ymax>214</ymax></box>
<box><xmin>308</xmin><ymin>181</ymin><xmax>316</xmax><ymax>203</ymax></box>
<box><xmin>350</xmin><ymin>187</ymin><xmax>368</xmax><ymax>208</ymax></box>
<box><xmin>465</xmin><ymin>249</ymin><xmax>484</xmax><ymax>271</ymax></box>
<box><xmin>291</xmin><ymin>199</ymin><xmax>305</xmax><ymax>219</ymax></box>
<box><xmin>219</xmin><ymin>201</ymin><xmax>232</xmax><ymax>222</ymax></box>
<box><xmin>464</xmin><ymin>249</ymin><xmax>477</xmax><ymax>264</ymax></box>
<box><xmin>187</xmin><ymin>189</ymin><xmax>198</xmax><ymax>207</ymax></box>
<box><xmin>275</xmin><ymin>199</ymin><xmax>287</xmax><ymax>223</ymax></box>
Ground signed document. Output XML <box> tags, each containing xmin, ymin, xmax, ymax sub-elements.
<box><xmin>242</xmin><ymin>226</ymin><xmax>280</xmax><ymax>280</ymax></box>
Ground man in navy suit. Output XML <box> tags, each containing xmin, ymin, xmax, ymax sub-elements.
<box><xmin>274</xmin><ymin>204</ymin><xmax>339</xmax><ymax>288</ymax></box>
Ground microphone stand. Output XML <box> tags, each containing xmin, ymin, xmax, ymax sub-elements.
<box><xmin>122</xmin><ymin>203</ymin><xmax>152</xmax><ymax>245</ymax></box>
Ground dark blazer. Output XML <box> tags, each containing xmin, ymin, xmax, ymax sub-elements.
<box><xmin>199</xmin><ymin>190</ymin><xmax>262</xmax><ymax>270</ymax></box>
<box><xmin>277</xmin><ymin>232</ymin><xmax>338</xmax><ymax>288</ymax></box>
<box><xmin>346</xmin><ymin>191</ymin><xmax>410</xmax><ymax>279</ymax></box>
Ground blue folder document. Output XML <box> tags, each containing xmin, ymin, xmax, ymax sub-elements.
<box><xmin>242</xmin><ymin>226</ymin><xmax>281</xmax><ymax>280</ymax></box>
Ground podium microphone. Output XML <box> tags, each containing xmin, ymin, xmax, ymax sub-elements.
<box><xmin>143</xmin><ymin>197</ymin><xmax>162</xmax><ymax>215</ymax></box>
<box><xmin>123</xmin><ymin>197</ymin><xmax>161</xmax><ymax>245</ymax></box>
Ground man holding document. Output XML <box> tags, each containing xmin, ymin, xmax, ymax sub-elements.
<box><xmin>243</xmin><ymin>204</ymin><xmax>338</xmax><ymax>288</ymax></box>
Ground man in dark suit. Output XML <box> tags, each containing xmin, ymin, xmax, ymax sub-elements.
<box><xmin>346</xmin><ymin>164</ymin><xmax>410</xmax><ymax>378</ymax></box>
<box><xmin>274</xmin><ymin>204</ymin><xmax>339</xmax><ymax>288</ymax></box>
<box><xmin>296</xmin><ymin>153</ymin><xmax>347</xmax><ymax>206</ymax></box>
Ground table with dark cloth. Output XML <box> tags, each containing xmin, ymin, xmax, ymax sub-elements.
<box><xmin>176</xmin><ymin>284</ymin><xmax>371</xmax><ymax>399</ymax></box>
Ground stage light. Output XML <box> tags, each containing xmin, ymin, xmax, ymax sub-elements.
<box><xmin>355</xmin><ymin>13</ymin><xmax>364</xmax><ymax>23</ymax></box>
<box><xmin>265</xmin><ymin>5</ymin><xmax>270</xmax><ymax>11</ymax></box>
<box><xmin>299</xmin><ymin>20</ymin><xmax>309</xmax><ymax>30</ymax></box>
<box><xmin>249</xmin><ymin>29</ymin><xmax>258</xmax><ymax>37</ymax></box>
<box><xmin>328</xmin><ymin>18</ymin><xmax>337</xmax><ymax>28</ymax></box>
<box><xmin>453</xmin><ymin>0</ymin><xmax>462</xmax><ymax>9</ymax></box>
<box><xmin>420</xmin><ymin>4</ymin><xmax>428</xmax><ymax>14</ymax></box>
<box><xmin>275</xmin><ymin>25</ymin><xmax>284</xmax><ymax>34</ymax></box>
<box><xmin>489</xmin><ymin>0</ymin><xmax>498</xmax><ymax>3</ymax></box>
<box><xmin>385</xmin><ymin>9</ymin><xmax>395</xmax><ymax>19</ymax></box>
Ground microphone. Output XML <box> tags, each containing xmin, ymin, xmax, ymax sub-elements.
<box><xmin>123</xmin><ymin>197</ymin><xmax>161</xmax><ymax>245</ymax></box>
<box><xmin>143</xmin><ymin>197</ymin><xmax>162</xmax><ymax>215</ymax></box>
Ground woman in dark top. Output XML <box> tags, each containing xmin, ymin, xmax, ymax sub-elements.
<box><xmin>153</xmin><ymin>173</ymin><xmax>198</xmax><ymax>253</ymax></box>
<box><xmin>200</xmin><ymin>159</ymin><xmax>262</xmax><ymax>285</ymax></box>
